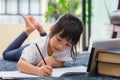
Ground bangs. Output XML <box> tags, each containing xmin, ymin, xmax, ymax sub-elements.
<box><xmin>59</xmin><ymin>23</ymin><xmax>80</xmax><ymax>45</ymax></box>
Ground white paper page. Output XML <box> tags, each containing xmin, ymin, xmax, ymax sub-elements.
<box><xmin>52</xmin><ymin>66</ymin><xmax>87</xmax><ymax>77</ymax></box>
<box><xmin>0</xmin><ymin>71</ymin><xmax>39</xmax><ymax>79</ymax></box>
<box><xmin>0</xmin><ymin>66</ymin><xmax>87</xmax><ymax>79</ymax></box>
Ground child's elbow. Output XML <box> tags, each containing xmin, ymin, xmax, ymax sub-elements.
<box><xmin>17</xmin><ymin>59</ymin><xmax>24</xmax><ymax>72</ymax></box>
<box><xmin>17</xmin><ymin>61</ymin><xmax>21</xmax><ymax>71</ymax></box>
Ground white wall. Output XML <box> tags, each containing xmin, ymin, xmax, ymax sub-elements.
<box><xmin>89</xmin><ymin>0</ymin><xmax>119</xmax><ymax>51</ymax></box>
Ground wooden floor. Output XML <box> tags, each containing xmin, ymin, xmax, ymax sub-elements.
<box><xmin>0</xmin><ymin>24</ymin><xmax>52</xmax><ymax>56</ymax></box>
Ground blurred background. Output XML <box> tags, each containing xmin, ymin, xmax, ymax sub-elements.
<box><xmin>0</xmin><ymin>0</ymin><xmax>119</xmax><ymax>55</ymax></box>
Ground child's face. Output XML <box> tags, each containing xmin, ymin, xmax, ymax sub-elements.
<box><xmin>49</xmin><ymin>31</ymin><xmax>72</xmax><ymax>53</ymax></box>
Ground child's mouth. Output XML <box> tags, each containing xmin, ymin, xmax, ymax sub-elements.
<box><xmin>54</xmin><ymin>47</ymin><xmax>61</xmax><ymax>52</ymax></box>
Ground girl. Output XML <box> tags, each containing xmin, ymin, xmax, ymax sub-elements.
<box><xmin>17</xmin><ymin>13</ymin><xmax>83</xmax><ymax>76</ymax></box>
<box><xmin>3</xmin><ymin>15</ymin><xmax>47</xmax><ymax>61</ymax></box>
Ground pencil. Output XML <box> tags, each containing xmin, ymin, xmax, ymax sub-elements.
<box><xmin>35</xmin><ymin>43</ymin><xmax>47</xmax><ymax>65</ymax></box>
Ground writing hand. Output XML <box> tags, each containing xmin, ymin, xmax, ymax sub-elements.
<box><xmin>37</xmin><ymin>56</ymin><xmax>56</xmax><ymax>67</ymax></box>
<box><xmin>37</xmin><ymin>65</ymin><xmax>52</xmax><ymax>76</ymax></box>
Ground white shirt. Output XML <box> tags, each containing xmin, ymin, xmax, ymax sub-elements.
<box><xmin>21</xmin><ymin>35</ymin><xmax>73</xmax><ymax>65</ymax></box>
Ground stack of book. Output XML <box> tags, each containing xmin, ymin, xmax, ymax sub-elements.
<box><xmin>87</xmin><ymin>38</ymin><xmax>120</xmax><ymax>76</ymax></box>
<box><xmin>97</xmin><ymin>49</ymin><xmax>120</xmax><ymax>77</ymax></box>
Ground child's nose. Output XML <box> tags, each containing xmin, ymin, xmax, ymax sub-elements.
<box><xmin>57</xmin><ymin>44</ymin><xmax>63</xmax><ymax>49</ymax></box>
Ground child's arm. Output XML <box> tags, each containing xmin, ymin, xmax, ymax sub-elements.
<box><xmin>37</xmin><ymin>56</ymin><xmax>64</xmax><ymax>68</ymax></box>
<box><xmin>17</xmin><ymin>58</ymin><xmax>52</xmax><ymax>76</ymax></box>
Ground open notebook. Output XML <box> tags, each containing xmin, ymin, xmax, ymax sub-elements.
<box><xmin>87</xmin><ymin>38</ymin><xmax>120</xmax><ymax>76</ymax></box>
<box><xmin>0</xmin><ymin>66</ymin><xmax>87</xmax><ymax>79</ymax></box>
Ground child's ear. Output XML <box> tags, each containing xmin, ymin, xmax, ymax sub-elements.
<box><xmin>50</xmin><ymin>26</ymin><xmax>54</xmax><ymax>32</ymax></box>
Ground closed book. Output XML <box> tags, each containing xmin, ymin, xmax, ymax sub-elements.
<box><xmin>97</xmin><ymin>49</ymin><xmax>120</xmax><ymax>77</ymax></box>
<box><xmin>87</xmin><ymin>39</ymin><xmax>120</xmax><ymax>76</ymax></box>
<box><xmin>98</xmin><ymin>62</ymin><xmax>120</xmax><ymax>77</ymax></box>
<box><xmin>97</xmin><ymin>49</ymin><xmax>120</xmax><ymax>63</ymax></box>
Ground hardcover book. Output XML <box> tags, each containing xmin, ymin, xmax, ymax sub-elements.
<box><xmin>97</xmin><ymin>49</ymin><xmax>120</xmax><ymax>77</ymax></box>
<box><xmin>87</xmin><ymin>38</ymin><xmax>120</xmax><ymax>76</ymax></box>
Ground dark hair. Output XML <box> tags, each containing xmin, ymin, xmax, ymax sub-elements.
<box><xmin>50</xmin><ymin>13</ymin><xmax>83</xmax><ymax>61</ymax></box>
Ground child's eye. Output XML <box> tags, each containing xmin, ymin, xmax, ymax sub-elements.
<box><xmin>57</xmin><ymin>37</ymin><xmax>62</xmax><ymax>41</ymax></box>
<box><xmin>66</xmin><ymin>44</ymin><xmax>71</xmax><ymax>47</ymax></box>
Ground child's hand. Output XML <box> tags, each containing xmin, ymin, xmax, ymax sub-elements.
<box><xmin>37</xmin><ymin>65</ymin><xmax>52</xmax><ymax>76</ymax></box>
<box><xmin>37</xmin><ymin>56</ymin><xmax>56</xmax><ymax>67</ymax></box>
<box><xmin>37</xmin><ymin>56</ymin><xmax>64</xmax><ymax>68</ymax></box>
